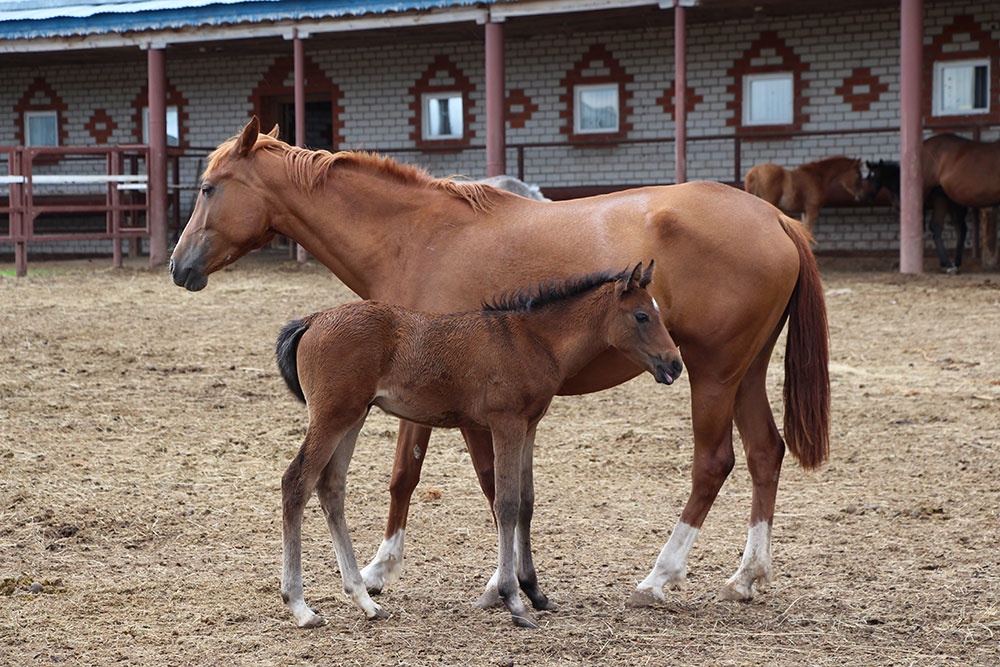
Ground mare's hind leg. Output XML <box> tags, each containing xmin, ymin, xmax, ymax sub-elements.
<box><xmin>951</xmin><ymin>203</ymin><xmax>968</xmax><ymax>270</ymax></box>
<box><xmin>281</xmin><ymin>410</ymin><xmax>367</xmax><ymax>628</ymax></box>
<box><xmin>362</xmin><ymin>420</ymin><xmax>432</xmax><ymax>593</ymax></box>
<box><xmin>719</xmin><ymin>338</ymin><xmax>784</xmax><ymax>601</ymax></box>
<box><xmin>315</xmin><ymin>416</ymin><xmax>389</xmax><ymax>620</ymax></box>
<box><xmin>630</xmin><ymin>359</ymin><xmax>738</xmax><ymax>607</ymax></box>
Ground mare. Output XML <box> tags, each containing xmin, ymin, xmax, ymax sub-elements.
<box><xmin>170</xmin><ymin>118</ymin><xmax>830</xmax><ymax>610</ymax></box>
<box><xmin>922</xmin><ymin>133</ymin><xmax>1000</xmax><ymax>209</ymax></box>
<box><xmin>275</xmin><ymin>262</ymin><xmax>683</xmax><ymax>628</ymax></box>
<box><xmin>744</xmin><ymin>156</ymin><xmax>863</xmax><ymax>232</ymax></box>
<box><xmin>864</xmin><ymin>159</ymin><xmax>968</xmax><ymax>272</ymax></box>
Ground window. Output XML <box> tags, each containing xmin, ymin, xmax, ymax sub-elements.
<box><xmin>574</xmin><ymin>84</ymin><xmax>619</xmax><ymax>134</ymax></box>
<box><xmin>743</xmin><ymin>72</ymin><xmax>794</xmax><ymax>126</ymax></box>
<box><xmin>934</xmin><ymin>59</ymin><xmax>989</xmax><ymax>116</ymax></box>
<box><xmin>142</xmin><ymin>106</ymin><xmax>180</xmax><ymax>146</ymax></box>
<box><xmin>422</xmin><ymin>93</ymin><xmax>463</xmax><ymax>140</ymax></box>
<box><xmin>24</xmin><ymin>110</ymin><xmax>58</xmax><ymax>146</ymax></box>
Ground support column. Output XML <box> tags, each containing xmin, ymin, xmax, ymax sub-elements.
<box><xmin>899</xmin><ymin>0</ymin><xmax>923</xmax><ymax>274</ymax></box>
<box><xmin>485</xmin><ymin>20</ymin><xmax>506</xmax><ymax>177</ymax></box>
<box><xmin>673</xmin><ymin>3</ymin><xmax>687</xmax><ymax>184</ymax></box>
<box><xmin>147</xmin><ymin>45</ymin><xmax>168</xmax><ymax>268</ymax></box>
<box><xmin>293</xmin><ymin>29</ymin><xmax>308</xmax><ymax>263</ymax></box>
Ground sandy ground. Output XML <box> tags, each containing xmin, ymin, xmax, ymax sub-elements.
<box><xmin>1</xmin><ymin>252</ymin><xmax>998</xmax><ymax>666</ymax></box>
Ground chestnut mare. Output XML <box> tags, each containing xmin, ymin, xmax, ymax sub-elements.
<box><xmin>923</xmin><ymin>133</ymin><xmax>1000</xmax><ymax>209</ymax></box>
<box><xmin>863</xmin><ymin>159</ymin><xmax>968</xmax><ymax>271</ymax></box>
<box><xmin>276</xmin><ymin>263</ymin><xmax>682</xmax><ymax>628</ymax></box>
<box><xmin>744</xmin><ymin>156</ymin><xmax>863</xmax><ymax>231</ymax></box>
<box><xmin>170</xmin><ymin>118</ymin><xmax>830</xmax><ymax>610</ymax></box>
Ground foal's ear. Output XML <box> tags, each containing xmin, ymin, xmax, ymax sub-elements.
<box><xmin>267</xmin><ymin>123</ymin><xmax>281</xmax><ymax>139</ymax></box>
<box><xmin>235</xmin><ymin>116</ymin><xmax>261</xmax><ymax>158</ymax></box>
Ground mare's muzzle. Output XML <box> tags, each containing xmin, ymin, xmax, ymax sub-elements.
<box><xmin>169</xmin><ymin>257</ymin><xmax>209</xmax><ymax>292</ymax></box>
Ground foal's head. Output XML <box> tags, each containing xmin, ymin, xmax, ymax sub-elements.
<box><xmin>839</xmin><ymin>157</ymin><xmax>865</xmax><ymax>201</ymax></box>
<box><xmin>170</xmin><ymin>116</ymin><xmax>282</xmax><ymax>291</ymax></box>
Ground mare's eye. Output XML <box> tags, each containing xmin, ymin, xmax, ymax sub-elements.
<box><xmin>201</xmin><ymin>184</ymin><xmax>216</xmax><ymax>197</ymax></box>
<box><xmin>635</xmin><ymin>311</ymin><xmax>650</xmax><ymax>323</ymax></box>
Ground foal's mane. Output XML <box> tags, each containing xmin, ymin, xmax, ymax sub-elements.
<box><xmin>484</xmin><ymin>268</ymin><xmax>629</xmax><ymax>313</ymax></box>
<box><xmin>207</xmin><ymin>132</ymin><xmax>495</xmax><ymax>213</ymax></box>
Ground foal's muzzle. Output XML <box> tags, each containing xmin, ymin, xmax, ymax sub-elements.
<box><xmin>653</xmin><ymin>358</ymin><xmax>684</xmax><ymax>385</ymax></box>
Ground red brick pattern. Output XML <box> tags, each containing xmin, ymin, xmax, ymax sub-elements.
<box><xmin>506</xmin><ymin>88</ymin><xmax>537</xmax><ymax>129</ymax></box>
<box><xmin>131</xmin><ymin>81</ymin><xmax>190</xmax><ymax>147</ymax></box>
<box><xmin>85</xmin><ymin>108</ymin><xmax>118</xmax><ymax>144</ymax></box>
<box><xmin>922</xmin><ymin>14</ymin><xmax>999</xmax><ymax>126</ymax></box>
<box><xmin>726</xmin><ymin>30</ymin><xmax>809</xmax><ymax>134</ymax></box>
<box><xmin>559</xmin><ymin>43</ymin><xmax>634</xmax><ymax>144</ymax></box>
<box><xmin>249</xmin><ymin>55</ymin><xmax>345</xmax><ymax>147</ymax></box>
<box><xmin>408</xmin><ymin>54</ymin><xmax>477</xmax><ymax>149</ymax></box>
<box><xmin>14</xmin><ymin>77</ymin><xmax>69</xmax><ymax>146</ymax></box>
<box><xmin>836</xmin><ymin>67</ymin><xmax>890</xmax><ymax>112</ymax></box>
<box><xmin>656</xmin><ymin>79</ymin><xmax>703</xmax><ymax>120</ymax></box>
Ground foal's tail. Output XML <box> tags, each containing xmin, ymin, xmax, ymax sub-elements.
<box><xmin>778</xmin><ymin>215</ymin><xmax>830</xmax><ymax>470</ymax></box>
<box><xmin>276</xmin><ymin>318</ymin><xmax>310</xmax><ymax>404</ymax></box>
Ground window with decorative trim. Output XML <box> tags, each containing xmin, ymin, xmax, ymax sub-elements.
<box><xmin>933</xmin><ymin>59</ymin><xmax>989</xmax><ymax>116</ymax></box>
<box><xmin>142</xmin><ymin>106</ymin><xmax>180</xmax><ymax>146</ymax></box>
<box><xmin>24</xmin><ymin>110</ymin><xmax>59</xmax><ymax>146</ymax></box>
<box><xmin>574</xmin><ymin>84</ymin><xmax>620</xmax><ymax>134</ymax></box>
<box><xmin>743</xmin><ymin>72</ymin><xmax>794</xmax><ymax>126</ymax></box>
<box><xmin>422</xmin><ymin>93</ymin><xmax>464</xmax><ymax>141</ymax></box>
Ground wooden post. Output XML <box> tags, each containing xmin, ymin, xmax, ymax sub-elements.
<box><xmin>898</xmin><ymin>0</ymin><xmax>923</xmax><ymax>273</ymax></box>
<box><xmin>147</xmin><ymin>45</ymin><xmax>168</xmax><ymax>268</ymax></box>
<box><xmin>294</xmin><ymin>29</ymin><xmax>309</xmax><ymax>264</ymax></box>
<box><xmin>485</xmin><ymin>20</ymin><xmax>506</xmax><ymax>177</ymax></box>
<box><xmin>674</xmin><ymin>2</ymin><xmax>687</xmax><ymax>184</ymax></box>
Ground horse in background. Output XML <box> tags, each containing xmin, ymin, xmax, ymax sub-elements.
<box><xmin>923</xmin><ymin>133</ymin><xmax>1000</xmax><ymax>209</ymax></box>
<box><xmin>744</xmin><ymin>156</ymin><xmax>863</xmax><ymax>232</ymax></box>
<box><xmin>863</xmin><ymin>159</ymin><xmax>968</xmax><ymax>272</ymax></box>
<box><xmin>476</xmin><ymin>175</ymin><xmax>549</xmax><ymax>201</ymax></box>
<box><xmin>275</xmin><ymin>263</ymin><xmax>682</xmax><ymax>628</ymax></box>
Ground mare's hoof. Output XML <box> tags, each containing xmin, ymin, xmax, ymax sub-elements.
<box><xmin>297</xmin><ymin>614</ymin><xmax>328</xmax><ymax>629</ymax></box>
<box><xmin>716</xmin><ymin>583</ymin><xmax>754</xmax><ymax>601</ymax></box>
<box><xmin>368</xmin><ymin>607</ymin><xmax>391</xmax><ymax>621</ymax></box>
<box><xmin>626</xmin><ymin>587</ymin><xmax>662</xmax><ymax>608</ymax></box>
<box><xmin>945</xmin><ymin>265</ymin><xmax>959</xmax><ymax>274</ymax></box>
<box><xmin>474</xmin><ymin>587</ymin><xmax>504</xmax><ymax>609</ymax></box>
<box><xmin>533</xmin><ymin>597</ymin><xmax>558</xmax><ymax>612</ymax></box>
<box><xmin>511</xmin><ymin>614</ymin><xmax>539</xmax><ymax>629</ymax></box>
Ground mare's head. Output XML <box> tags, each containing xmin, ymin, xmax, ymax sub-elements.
<box><xmin>862</xmin><ymin>159</ymin><xmax>900</xmax><ymax>202</ymax></box>
<box><xmin>608</xmin><ymin>261</ymin><xmax>684</xmax><ymax>385</ymax></box>
<box><xmin>838</xmin><ymin>157</ymin><xmax>865</xmax><ymax>201</ymax></box>
<box><xmin>170</xmin><ymin>117</ymin><xmax>282</xmax><ymax>291</ymax></box>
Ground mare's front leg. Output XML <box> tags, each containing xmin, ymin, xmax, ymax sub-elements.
<box><xmin>629</xmin><ymin>370</ymin><xmax>737</xmax><ymax>607</ymax></box>
<box><xmin>361</xmin><ymin>420</ymin><xmax>432</xmax><ymax>593</ymax></box>
<box><xmin>315</xmin><ymin>415</ymin><xmax>390</xmax><ymax>620</ymax></box>
<box><xmin>281</xmin><ymin>411</ymin><xmax>367</xmax><ymax>628</ymax></box>
<box><xmin>951</xmin><ymin>203</ymin><xmax>968</xmax><ymax>270</ymax></box>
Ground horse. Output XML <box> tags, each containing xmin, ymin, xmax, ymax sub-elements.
<box><xmin>744</xmin><ymin>156</ymin><xmax>863</xmax><ymax>232</ymax></box>
<box><xmin>475</xmin><ymin>174</ymin><xmax>549</xmax><ymax>201</ymax></box>
<box><xmin>864</xmin><ymin>159</ymin><xmax>968</xmax><ymax>272</ymax></box>
<box><xmin>170</xmin><ymin>117</ymin><xmax>830</xmax><ymax>610</ymax></box>
<box><xmin>922</xmin><ymin>133</ymin><xmax>1000</xmax><ymax>209</ymax></box>
<box><xmin>275</xmin><ymin>262</ymin><xmax>683</xmax><ymax>628</ymax></box>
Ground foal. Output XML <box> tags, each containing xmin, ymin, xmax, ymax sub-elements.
<box><xmin>276</xmin><ymin>262</ymin><xmax>683</xmax><ymax>628</ymax></box>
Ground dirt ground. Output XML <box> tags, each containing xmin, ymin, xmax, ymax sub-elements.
<box><xmin>1</xmin><ymin>251</ymin><xmax>998</xmax><ymax>666</ymax></box>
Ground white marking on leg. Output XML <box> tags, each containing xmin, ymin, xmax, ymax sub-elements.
<box><xmin>720</xmin><ymin>521</ymin><xmax>772</xmax><ymax>600</ymax></box>
<box><xmin>631</xmin><ymin>522</ymin><xmax>698</xmax><ymax>604</ymax></box>
<box><xmin>361</xmin><ymin>529</ymin><xmax>405</xmax><ymax>592</ymax></box>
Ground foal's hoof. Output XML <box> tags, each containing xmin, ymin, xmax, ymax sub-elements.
<box><xmin>626</xmin><ymin>587</ymin><xmax>663</xmax><ymax>608</ymax></box>
<box><xmin>297</xmin><ymin>613</ymin><xmax>328</xmax><ymax>629</ymax></box>
<box><xmin>716</xmin><ymin>582</ymin><xmax>754</xmax><ymax>601</ymax></box>
<box><xmin>511</xmin><ymin>614</ymin><xmax>539</xmax><ymax>629</ymax></box>
<box><xmin>367</xmin><ymin>606</ymin><xmax>391</xmax><ymax>621</ymax></box>
<box><xmin>474</xmin><ymin>587</ymin><xmax>504</xmax><ymax>609</ymax></box>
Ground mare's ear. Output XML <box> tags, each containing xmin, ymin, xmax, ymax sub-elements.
<box><xmin>866</xmin><ymin>160</ymin><xmax>875</xmax><ymax>170</ymax></box>
<box><xmin>267</xmin><ymin>124</ymin><xmax>280</xmax><ymax>139</ymax></box>
<box><xmin>234</xmin><ymin>116</ymin><xmax>261</xmax><ymax>158</ymax></box>
<box><xmin>640</xmin><ymin>259</ymin><xmax>655</xmax><ymax>288</ymax></box>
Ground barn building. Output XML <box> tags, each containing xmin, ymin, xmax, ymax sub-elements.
<box><xmin>1</xmin><ymin>0</ymin><xmax>998</xmax><ymax>275</ymax></box>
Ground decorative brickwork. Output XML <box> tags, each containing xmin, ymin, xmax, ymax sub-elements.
<box><xmin>923</xmin><ymin>14</ymin><xmax>999</xmax><ymax>127</ymax></box>
<box><xmin>131</xmin><ymin>81</ymin><xmax>190</xmax><ymax>147</ymax></box>
<box><xmin>249</xmin><ymin>55</ymin><xmax>345</xmax><ymax>147</ymax></box>
<box><xmin>656</xmin><ymin>80</ymin><xmax>703</xmax><ymax>120</ymax></box>
<box><xmin>726</xmin><ymin>31</ymin><xmax>809</xmax><ymax>134</ymax></box>
<box><xmin>85</xmin><ymin>108</ymin><xmax>118</xmax><ymax>144</ymax></box>
<box><xmin>14</xmin><ymin>77</ymin><xmax>69</xmax><ymax>146</ymax></box>
<box><xmin>408</xmin><ymin>55</ymin><xmax>477</xmax><ymax>149</ymax></box>
<box><xmin>506</xmin><ymin>88</ymin><xmax>538</xmax><ymax>129</ymax></box>
<box><xmin>836</xmin><ymin>67</ymin><xmax>890</xmax><ymax>113</ymax></box>
<box><xmin>559</xmin><ymin>44</ymin><xmax>634</xmax><ymax>144</ymax></box>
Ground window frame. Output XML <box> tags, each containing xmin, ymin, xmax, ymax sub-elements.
<box><xmin>24</xmin><ymin>110</ymin><xmax>59</xmax><ymax>147</ymax></box>
<box><xmin>932</xmin><ymin>58</ymin><xmax>990</xmax><ymax>116</ymax></box>
<box><xmin>141</xmin><ymin>105</ymin><xmax>181</xmax><ymax>146</ymax></box>
<box><xmin>421</xmin><ymin>92</ymin><xmax>464</xmax><ymax>141</ymax></box>
<box><xmin>742</xmin><ymin>71</ymin><xmax>794</xmax><ymax>127</ymax></box>
<box><xmin>573</xmin><ymin>83</ymin><xmax>621</xmax><ymax>135</ymax></box>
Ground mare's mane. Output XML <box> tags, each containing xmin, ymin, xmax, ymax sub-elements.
<box><xmin>484</xmin><ymin>267</ymin><xmax>633</xmax><ymax>313</ymax></box>
<box><xmin>206</xmin><ymin>132</ymin><xmax>495</xmax><ymax>213</ymax></box>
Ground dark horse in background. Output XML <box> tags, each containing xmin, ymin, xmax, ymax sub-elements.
<box><xmin>863</xmin><ymin>159</ymin><xmax>968</xmax><ymax>272</ymax></box>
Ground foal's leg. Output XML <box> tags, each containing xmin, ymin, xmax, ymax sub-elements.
<box><xmin>513</xmin><ymin>423</ymin><xmax>554</xmax><ymax>611</ymax></box>
<box><xmin>315</xmin><ymin>416</ymin><xmax>390</xmax><ymax>620</ymax></box>
<box><xmin>281</xmin><ymin>413</ymin><xmax>366</xmax><ymax>628</ymax></box>
<box><xmin>630</xmin><ymin>365</ymin><xmax>737</xmax><ymax>607</ymax></box>
<box><xmin>362</xmin><ymin>420</ymin><xmax>432</xmax><ymax>593</ymax></box>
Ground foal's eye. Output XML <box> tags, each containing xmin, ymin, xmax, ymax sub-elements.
<box><xmin>201</xmin><ymin>184</ymin><xmax>216</xmax><ymax>197</ymax></box>
<box><xmin>635</xmin><ymin>311</ymin><xmax>650</xmax><ymax>323</ymax></box>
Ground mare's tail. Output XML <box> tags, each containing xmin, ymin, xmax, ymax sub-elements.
<box><xmin>276</xmin><ymin>318</ymin><xmax>310</xmax><ymax>404</ymax></box>
<box><xmin>777</xmin><ymin>215</ymin><xmax>830</xmax><ymax>470</ymax></box>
